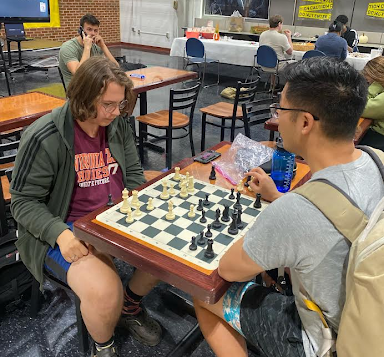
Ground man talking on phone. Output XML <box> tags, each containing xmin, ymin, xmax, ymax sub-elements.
<box><xmin>59</xmin><ymin>14</ymin><xmax>119</xmax><ymax>89</ymax></box>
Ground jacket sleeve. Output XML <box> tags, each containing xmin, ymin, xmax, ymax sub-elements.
<box><xmin>362</xmin><ymin>83</ymin><xmax>384</xmax><ymax>121</ymax></box>
<box><xmin>340</xmin><ymin>40</ymin><xmax>348</xmax><ymax>61</ymax></box>
<box><xmin>10</xmin><ymin>133</ymin><xmax>68</xmax><ymax>247</ymax></box>
<box><xmin>123</xmin><ymin>120</ymin><xmax>146</xmax><ymax>190</ymax></box>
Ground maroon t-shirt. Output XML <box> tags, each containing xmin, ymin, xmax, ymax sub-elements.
<box><xmin>66</xmin><ymin>121</ymin><xmax>124</xmax><ymax>222</ymax></box>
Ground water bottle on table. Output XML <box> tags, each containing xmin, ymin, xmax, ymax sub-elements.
<box><xmin>271</xmin><ymin>137</ymin><xmax>295</xmax><ymax>193</ymax></box>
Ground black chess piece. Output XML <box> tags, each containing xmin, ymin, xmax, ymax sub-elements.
<box><xmin>107</xmin><ymin>193</ymin><xmax>114</xmax><ymax>206</ymax></box>
<box><xmin>197</xmin><ymin>231</ymin><xmax>206</xmax><ymax>245</ymax></box>
<box><xmin>228</xmin><ymin>210</ymin><xmax>239</xmax><ymax>235</ymax></box>
<box><xmin>212</xmin><ymin>208</ymin><xmax>222</xmax><ymax>229</ymax></box>
<box><xmin>200</xmin><ymin>210</ymin><xmax>207</xmax><ymax>223</ymax></box>
<box><xmin>204</xmin><ymin>239</ymin><xmax>214</xmax><ymax>259</ymax></box>
<box><xmin>205</xmin><ymin>224</ymin><xmax>213</xmax><ymax>237</ymax></box>
<box><xmin>234</xmin><ymin>192</ymin><xmax>242</xmax><ymax>211</ymax></box>
<box><xmin>203</xmin><ymin>193</ymin><xmax>210</xmax><ymax>206</ymax></box>
<box><xmin>229</xmin><ymin>188</ymin><xmax>235</xmax><ymax>199</ymax></box>
<box><xmin>254</xmin><ymin>193</ymin><xmax>262</xmax><ymax>209</ymax></box>
<box><xmin>237</xmin><ymin>207</ymin><xmax>244</xmax><ymax>229</ymax></box>
<box><xmin>209</xmin><ymin>166</ymin><xmax>216</xmax><ymax>180</ymax></box>
<box><xmin>221</xmin><ymin>205</ymin><xmax>230</xmax><ymax>222</ymax></box>
<box><xmin>197</xmin><ymin>198</ymin><xmax>204</xmax><ymax>211</ymax></box>
<box><xmin>189</xmin><ymin>236</ymin><xmax>197</xmax><ymax>251</ymax></box>
<box><xmin>244</xmin><ymin>176</ymin><xmax>251</xmax><ymax>188</ymax></box>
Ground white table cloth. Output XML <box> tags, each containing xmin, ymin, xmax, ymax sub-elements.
<box><xmin>171</xmin><ymin>37</ymin><xmax>372</xmax><ymax>71</ymax></box>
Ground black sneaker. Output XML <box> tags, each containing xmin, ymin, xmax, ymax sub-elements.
<box><xmin>90</xmin><ymin>343</ymin><xmax>119</xmax><ymax>357</ymax></box>
<box><xmin>118</xmin><ymin>307</ymin><xmax>162</xmax><ymax>346</ymax></box>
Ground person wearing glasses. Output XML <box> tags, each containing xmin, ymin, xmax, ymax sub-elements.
<box><xmin>193</xmin><ymin>57</ymin><xmax>384</xmax><ymax>357</ymax></box>
<box><xmin>10</xmin><ymin>57</ymin><xmax>161</xmax><ymax>357</ymax></box>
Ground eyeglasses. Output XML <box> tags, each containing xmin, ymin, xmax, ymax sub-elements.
<box><xmin>100</xmin><ymin>99</ymin><xmax>128</xmax><ymax>114</ymax></box>
<box><xmin>270</xmin><ymin>103</ymin><xmax>320</xmax><ymax>121</ymax></box>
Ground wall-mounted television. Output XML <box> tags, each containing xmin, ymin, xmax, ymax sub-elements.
<box><xmin>0</xmin><ymin>0</ymin><xmax>50</xmax><ymax>23</ymax></box>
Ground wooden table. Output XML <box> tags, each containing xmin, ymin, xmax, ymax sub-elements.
<box><xmin>74</xmin><ymin>141</ymin><xmax>311</xmax><ymax>304</ymax></box>
<box><xmin>0</xmin><ymin>92</ymin><xmax>66</xmax><ymax>132</ymax></box>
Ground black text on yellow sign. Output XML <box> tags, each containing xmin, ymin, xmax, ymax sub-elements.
<box><xmin>298</xmin><ymin>10</ymin><xmax>332</xmax><ymax>20</ymax></box>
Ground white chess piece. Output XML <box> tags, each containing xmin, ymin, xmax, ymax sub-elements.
<box><xmin>188</xmin><ymin>204</ymin><xmax>195</xmax><ymax>218</ymax></box>
<box><xmin>160</xmin><ymin>180</ymin><xmax>170</xmax><ymax>199</ymax></box>
<box><xmin>179</xmin><ymin>180</ymin><xmax>188</xmax><ymax>198</ymax></box>
<box><xmin>120</xmin><ymin>188</ymin><xmax>130</xmax><ymax>213</ymax></box>
<box><xmin>169</xmin><ymin>182</ymin><xmax>175</xmax><ymax>195</ymax></box>
<box><xmin>166</xmin><ymin>200</ymin><xmax>175</xmax><ymax>220</ymax></box>
<box><xmin>173</xmin><ymin>167</ymin><xmax>181</xmax><ymax>181</ymax></box>
<box><xmin>185</xmin><ymin>172</ymin><xmax>190</xmax><ymax>182</ymax></box>
<box><xmin>134</xmin><ymin>203</ymin><xmax>142</xmax><ymax>217</ymax></box>
<box><xmin>237</xmin><ymin>180</ymin><xmax>244</xmax><ymax>192</ymax></box>
<box><xmin>146</xmin><ymin>198</ymin><xmax>154</xmax><ymax>211</ymax></box>
<box><xmin>126</xmin><ymin>206</ymin><xmax>134</xmax><ymax>223</ymax></box>
<box><xmin>131</xmin><ymin>190</ymin><xmax>139</xmax><ymax>206</ymax></box>
<box><xmin>187</xmin><ymin>176</ymin><xmax>194</xmax><ymax>193</ymax></box>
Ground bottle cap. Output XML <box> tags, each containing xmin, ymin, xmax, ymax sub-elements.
<box><xmin>275</xmin><ymin>137</ymin><xmax>285</xmax><ymax>151</ymax></box>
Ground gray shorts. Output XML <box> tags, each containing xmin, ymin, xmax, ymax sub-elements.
<box><xmin>222</xmin><ymin>282</ymin><xmax>305</xmax><ymax>357</ymax></box>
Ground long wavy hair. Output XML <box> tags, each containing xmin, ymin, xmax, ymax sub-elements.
<box><xmin>362</xmin><ymin>56</ymin><xmax>384</xmax><ymax>88</ymax></box>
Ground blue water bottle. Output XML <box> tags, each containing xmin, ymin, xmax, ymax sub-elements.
<box><xmin>271</xmin><ymin>138</ymin><xmax>295</xmax><ymax>193</ymax></box>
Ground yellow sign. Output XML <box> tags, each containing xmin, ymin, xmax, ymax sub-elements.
<box><xmin>368</xmin><ymin>2</ymin><xmax>384</xmax><ymax>10</ymax></box>
<box><xmin>24</xmin><ymin>0</ymin><xmax>60</xmax><ymax>28</ymax></box>
<box><xmin>366</xmin><ymin>8</ymin><xmax>384</xmax><ymax>18</ymax></box>
<box><xmin>298</xmin><ymin>10</ymin><xmax>332</xmax><ymax>20</ymax></box>
<box><xmin>301</xmin><ymin>0</ymin><xmax>333</xmax><ymax>3</ymax></box>
<box><xmin>299</xmin><ymin>3</ymin><xmax>333</xmax><ymax>11</ymax></box>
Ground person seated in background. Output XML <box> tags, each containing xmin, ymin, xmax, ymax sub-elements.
<box><xmin>335</xmin><ymin>14</ymin><xmax>359</xmax><ymax>52</ymax></box>
<box><xmin>193</xmin><ymin>57</ymin><xmax>384</xmax><ymax>357</ymax></box>
<box><xmin>315</xmin><ymin>21</ymin><xmax>348</xmax><ymax>60</ymax></box>
<box><xmin>10</xmin><ymin>57</ymin><xmax>161</xmax><ymax>357</ymax></box>
<box><xmin>59</xmin><ymin>13</ymin><xmax>119</xmax><ymax>89</ymax></box>
<box><xmin>359</xmin><ymin>56</ymin><xmax>384</xmax><ymax>150</ymax></box>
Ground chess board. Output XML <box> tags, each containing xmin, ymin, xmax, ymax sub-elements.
<box><xmin>94</xmin><ymin>173</ymin><xmax>267</xmax><ymax>273</ymax></box>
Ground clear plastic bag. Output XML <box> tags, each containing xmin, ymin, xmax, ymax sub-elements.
<box><xmin>213</xmin><ymin>133</ymin><xmax>274</xmax><ymax>184</ymax></box>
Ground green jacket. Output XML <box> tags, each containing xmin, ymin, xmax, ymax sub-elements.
<box><xmin>362</xmin><ymin>82</ymin><xmax>384</xmax><ymax>136</ymax></box>
<box><xmin>10</xmin><ymin>102</ymin><xmax>145</xmax><ymax>285</ymax></box>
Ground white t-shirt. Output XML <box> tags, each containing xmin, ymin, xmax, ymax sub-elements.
<box><xmin>243</xmin><ymin>151</ymin><xmax>384</xmax><ymax>357</ymax></box>
<box><xmin>259</xmin><ymin>29</ymin><xmax>291</xmax><ymax>60</ymax></box>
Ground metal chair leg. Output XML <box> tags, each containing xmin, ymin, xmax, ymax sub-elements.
<box><xmin>220</xmin><ymin>118</ymin><xmax>225</xmax><ymax>141</ymax></box>
<box><xmin>75</xmin><ymin>295</ymin><xmax>89</xmax><ymax>355</ymax></box>
<box><xmin>201</xmin><ymin>113</ymin><xmax>207</xmax><ymax>152</ymax></box>
<box><xmin>189</xmin><ymin>126</ymin><xmax>195</xmax><ymax>157</ymax></box>
<box><xmin>138</xmin><ymin>122</ymin><xmax>145</xmax><ymax>164</ymax></box>
<box><xmin>165</xmin><ymin>128</ymin><xmax>173</xmax><ymax>170</ymax></box>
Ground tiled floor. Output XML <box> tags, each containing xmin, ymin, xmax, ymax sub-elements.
<box><xmin>0</xmin><ymin>45</ymin><xmax>270</xmax><ymax>357</ymax></box>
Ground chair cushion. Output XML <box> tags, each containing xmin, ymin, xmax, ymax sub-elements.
<box><xmin>136</xmin><ymin>110</ymin><xmax>190</xmax><ymax>129</ymax></box>
<box><xmin>200</xmin><ymin>102</ymin><xmax>242</xmax><ymax>119</ymax></box>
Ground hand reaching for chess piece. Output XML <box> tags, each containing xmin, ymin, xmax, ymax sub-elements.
<box><xmin>245</xmin><ymin>168</ymin><xmax>283</xmax><ymax>202</ymax></box>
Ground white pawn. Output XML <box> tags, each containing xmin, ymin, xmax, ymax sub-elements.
<box><xmin>237</xmin><ymin>180</ymin><xmax>244</xmax><ymax>192</ymax></box>
<box><xmin>134</xmin><ymin>203</ymin><xmax>142</xmax><ymax>217</ymax></box>
<box><xmin>120</xmin><ymin>188</ymin><xmax>130</xmax><ymax>213</ymax></box>
<box><xmin>178</xmin><ymin>177</ymin><xmax>184</xmax><ymax>189</ymax></box>
<box><xmin>187</xmin><ymin>176</ymin><xmax>194</xmax><ymax>193</ymax></box>
<box><xmin>173</xmin><ymin>167</ymin><xmax>181</xmax><ymax>181</ymax></box>
<box><xmin>169</xmin><ymin>182</ymin><xmax>175</xmax><ymax>195</ymax></box>
<box><xmin>160</xmin><ymin>180</ymin><xmax>170</xmax><ymax>200</ymax></box>
<box><xmin>188</xmin><ymin>204</ymin><xmax>196</xmax><ymax>218</ymax></box>
<box><xmin>131</xmin><ymin>190</ymin><xmax>139</xmax><ymax>207</ymax></box>
<box><xmin>126</xmin><ymin>206</ymin><xmax>134</xmax><ymax>223</ymax></box>
<box><xmin>166</xmin><ymin>200</ymin><xmax>175</xmax><ymax>220</ymax></box>
<box><xmin>146</xmin><ymin>198</ymin><xmax>154</xmax><ymax>211</ymax></box>
<box><xmin>185</xmin><ymin>172</ymin><xmax>190</xmax><ymax>182</ymax></box>
<box><xmin>180</xmin><ymin>180</ymin><xmax>188</xmax><ymax>198</ymax></box>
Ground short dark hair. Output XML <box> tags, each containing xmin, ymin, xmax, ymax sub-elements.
<box><xmin>269</xmin><ymin>15</ymin><xmax>283</xmax><ymax>28</ymax></box>
<box><xmin>335</xmin><ymin>15</ymin><xmax>348</xmax><ymax>25</ymax></box>
<box><xmin>284</xmin><ymin>57</ymin><xmax>368</xmax><ymax>140</ymax></box>
<box><xmin>80</xmin><ymin>14</ymin><xmax>100</xmax><ymax>27</ymax></box>
<box><xmin>328</xmin><ymin>20</ymin><xmax>342</xmax><ymax>33</ymax></box>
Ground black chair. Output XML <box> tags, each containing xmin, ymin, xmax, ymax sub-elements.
<box><xmin>57</xmin><ymin>66</ymin><xmax>67</xmax><ymax>92</ymax></box>
<box><xmin>0</xmin><ymin>39</ymin><xmax>11</xmax><ymax>96</ymax></box>
<box><xmin>137</xmin><ymin>82</ymin><xmax>201</xmax><ymax>169</ymax></box>
<box><xmin>200</xmin><ymin>78</ymin><xmax>260</xmax><ymax>151</ymax></box>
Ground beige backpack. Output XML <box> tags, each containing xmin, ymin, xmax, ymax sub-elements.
<box><xmin>293</xmin><ymin>146</ymin><xmax>384</xmax><ymax>357</ymax></box>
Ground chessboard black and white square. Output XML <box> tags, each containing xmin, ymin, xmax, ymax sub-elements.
<box><xmin>96</xmin><ymin>173</ymin><xmax>268</xmax><ymax>272</ymax></box>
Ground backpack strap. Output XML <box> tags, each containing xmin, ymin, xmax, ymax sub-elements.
<box><xmin>356</xmin><ymin>145</ymin><xmax>384</xmax><ymax>180</ymax></box>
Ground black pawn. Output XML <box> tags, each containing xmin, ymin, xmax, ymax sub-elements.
<box><xmin>189</xmin><ymin>236</ymin><xmax>197</xmax><ymax>251</ymax></box>
<box><xmin>107</xmin><ymin>193</ymin><xmax>114</xmax><ymax>206</ymax></box>
<box><xmin>203</xmin><ymin>193</ymin><xmax>210</xmax><ymax>206</ymax></box>
<box><xmin>237</xmin><ymin>207</ymin><xmax>244</xmax><ymax>229</ymax></box>
<box><xmin>204</xmin><ymin>239</ymin><xmax>214</xmax><ymax>259</ymax></box>
<box><xmin>254</xmin><ymin>193</ymin><xmax>262</xmax><ymax>209</ymax></box>
<box><xmin>244</xmin><ymin>176</ymin><xmax>251</xmax><ymax>188</ymax></box>
<box><xmin>197</xmin><ymin>231</ymin><xmax>206</xmax><ymax>245</ymax></box>
<box><xmin>234</xmin><ymin>192</ymin><xmax>242</xmax><ymax>211</ymax></box>
<box><xmin>221</xmin><ymin>205</ymin><xmax>230</xmax><ymax>222</ymax></box>
<box><xmin>209</xmin><ymin>166</ymin><xmax>216</xmax><ymax>180</ymax></box>
<box><xmin>212</xmin><ymin>208</ymin><xmax>222</xmax><ymax>229</ymax></box>
<box><xmin>228</xmin><ymin>211</ymin><xmax>239</xmax><ymax>235</ymax></box>
<box><xmin>200</xmin><ymin>210</ymin><xmax>207</xmax><ymax>223</ymax></box>
<box><xmin>205</xmin><ymin>224</ymin><xmax>213</xmax><ymax>237</ymax></box>
<box><xmin>197</xmin><ymin>198</ymin><xmax>204</xmax><ymax>211</ymax></box>
<box><xmin>229</xmin><ymin>188</ymin><xmax>235</xmax><ymax>199</ymax></box>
